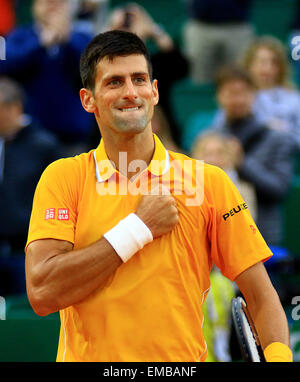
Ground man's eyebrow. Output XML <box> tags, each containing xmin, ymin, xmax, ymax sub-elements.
<box><xmin>102</xmin><ymin>74</ymin><xmax>123</xmax><ymax>82</ymax></box>
<box><xmin>131</xmin><ymin>72</ymin><xmax>149</xmax><ymax>77</ymax></box>
<box><xmin>102</xmin><ymin>72</ymin><xmax>149</xmax><ymax>82</ymax></box>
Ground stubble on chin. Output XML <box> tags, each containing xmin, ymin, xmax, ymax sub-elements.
<box><xmin>115</xmin><ymin>115</ymin><xmax>149</xmax><ymax>133</ymax></box>
<box><xmin>112</xmin><ymin>105</ymin><xmax>153</xmax><ymax>134</ymax></box>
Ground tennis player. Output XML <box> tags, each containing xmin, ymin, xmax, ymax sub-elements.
<box><xmin>25</xmin><ymin>30</ymin><xmax>292</xmax><ymax>362</ymax></box>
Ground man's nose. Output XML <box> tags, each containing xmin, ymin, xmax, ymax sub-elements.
<box><xmin>122</xmin><ymin>79</ymin><xmax>138</xmax><ymax>101</ymax></box>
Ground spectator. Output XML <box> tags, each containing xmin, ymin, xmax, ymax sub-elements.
<box><xmin>191</xmin><ymin>131</ymin><xmax>257</xmax><ymax>220</ymax></box>
<box><xmin>0</xmin><ymin>0</ymin><xmax>95</xmax><ymax>155</ymax></box>
<box><xmin>210</xmin><ymin>66</ymin><xmax>296</xmax><ymax>247</ymax></box>
<box><xmin>104</xmin><ymin>2</ymin><xmax>188</xmax><ymax>147</ymax></box>
<box><xmin>0</xmin><ymin>77</ymin><xmax>63</xmax><ymax>295</ymax></box>
<box><xmin>182</xmin><ymin>0</ymin><xmax>254</xmax><ymax>84</ymax></box>
<box><xmin>243</xmin><ymin>36</ymin><xmax>300</xmax><ymax>150</ymax></box>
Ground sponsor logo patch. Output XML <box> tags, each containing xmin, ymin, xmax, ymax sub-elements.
<box><xmin>222</xmin><ymin>203</ymin><xmax>248</xmax><ymax>221</ymax></box>
<box><xmin>58</xmin><ymin>208</ymin><xmax>69</xmax><ymax>221</ymax></box>
<box><xmin>45</xmin><ymin>208</ymin><xmax>55</xmax><ymax>220</ymax></box>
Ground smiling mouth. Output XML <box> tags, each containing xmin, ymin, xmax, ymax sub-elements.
<box><xmin>118</xmin><ymin>106</ymin><xmax>141</xmax><ymax>112</ymax></box>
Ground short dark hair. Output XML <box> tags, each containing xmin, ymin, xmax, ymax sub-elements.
<box><xmin>215</xmin><ymin>65</ymin><xmax>255</xmax><ymax>92</ymax></box>
<box><xmin>80</xmin><ymin>30</ymin><xmax>153</xmax><ymax>90</ymax></box>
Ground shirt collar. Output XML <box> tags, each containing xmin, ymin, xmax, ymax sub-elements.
<box><xmin>93</xmin><ymin>134</ymin><xmax>170</xmax><ymax>183</ymax></box>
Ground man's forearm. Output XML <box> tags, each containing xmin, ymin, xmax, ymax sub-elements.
<box><xmin>247</xmin><ymin>288</ymin><xmax>290</xmax><ymax>350</ymax></box>
<box><xmin>235</xmin><ymin>262</ymin><xmax>292</xmax><ymax>361</ymax></box>
<box><xmin>28</xmin><ymin>238</ymin><xmax>122</xmax><ymax>316</ymax></box>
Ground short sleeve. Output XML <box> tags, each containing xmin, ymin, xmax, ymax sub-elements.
<box><xmin>205</xmin><ymin>165</ymin><xmax>273</xmax><ymax>281</ymax></box>
<box><xmin>25</xmin><ymin>158</ymin><xmax>80</xmax><ymax>252</ymax></box>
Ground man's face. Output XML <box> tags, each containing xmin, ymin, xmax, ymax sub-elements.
<box><xmin>84</xmin><ymin>54</ymin><xmax>159</xmax><ymax>136</ymax></box>
<box><xmin>249</xmin><ymin>47</ymin><xmax>280</xmax><ymax>89</ymax></box>
<box><xmin>217</xmin><ymin>80</ymin><xmax>254</xmax><ymax>120</ymax></box>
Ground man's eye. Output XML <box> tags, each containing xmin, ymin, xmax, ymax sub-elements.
<box><xmin>108</xmin><ymin>79</ymin><xmax>121</xmax><ymax>86</ymax></box>
<box><xmin>134</xmin><ymin>77</ymin><xmax>146</xmax><ymax>84</ymax></box>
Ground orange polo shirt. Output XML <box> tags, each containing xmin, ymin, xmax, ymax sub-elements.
<box><xmin>26</xmin><ymin>134</ymin><xmax>272</xmax><ymax>362</ymax></box>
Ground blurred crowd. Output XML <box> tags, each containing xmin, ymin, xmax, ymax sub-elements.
<box><xmin>1</xmin><ymin>0</ymin><xmax>300</xmax><ymax>362</ymax></box>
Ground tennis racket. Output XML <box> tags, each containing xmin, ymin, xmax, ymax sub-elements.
<box><xmin>231</xmin><ymin>296</ymin><xmax>265</xmax><ymax>362</ymax></box>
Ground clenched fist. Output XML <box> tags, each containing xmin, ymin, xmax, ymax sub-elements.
<box><xmin>135</xmin><ymin>185</ymin><xmax>179</xmax><ymax>238</ymax></box>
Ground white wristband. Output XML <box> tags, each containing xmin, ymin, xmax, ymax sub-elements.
<box><xmin>103</xmin><ymin>213</ymin><xmax>153</xmax><ymax>262</ymax></box>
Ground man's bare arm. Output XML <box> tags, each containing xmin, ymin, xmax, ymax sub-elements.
<box><xmin>26</xmin><ymin>237</ymin><xmax>122</xmax><ymax>316</ymax></box>
<box><xmin>26</xmin><ymin>189</ymin><xmax>179</xmax><ymax>316</ymax></box>
<box><xmin>235</xmin><ymin>261</ymin><xmax>290</xmax><ymax>350</ymax></box>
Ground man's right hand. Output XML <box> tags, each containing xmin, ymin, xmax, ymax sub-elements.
<box><xmin>135</xmin><ymin>185</ymin><xmax>179</xmax><ymax>238</ymax></box>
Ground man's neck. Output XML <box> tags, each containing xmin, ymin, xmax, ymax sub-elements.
<box><xmin>100</xmin><ymin>127</ymin><xmax>155</xmax><ymax>180</ymax></box>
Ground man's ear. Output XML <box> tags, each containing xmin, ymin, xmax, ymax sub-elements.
<box><xmin>152</xmin><ymin>79</ymin><xmax>159</xmax><ymax>106</ymax></box>
<box><xmin>79</xmin><ymin>88</ymin><xmax>97</xmax><ymax>113</ymax></box>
